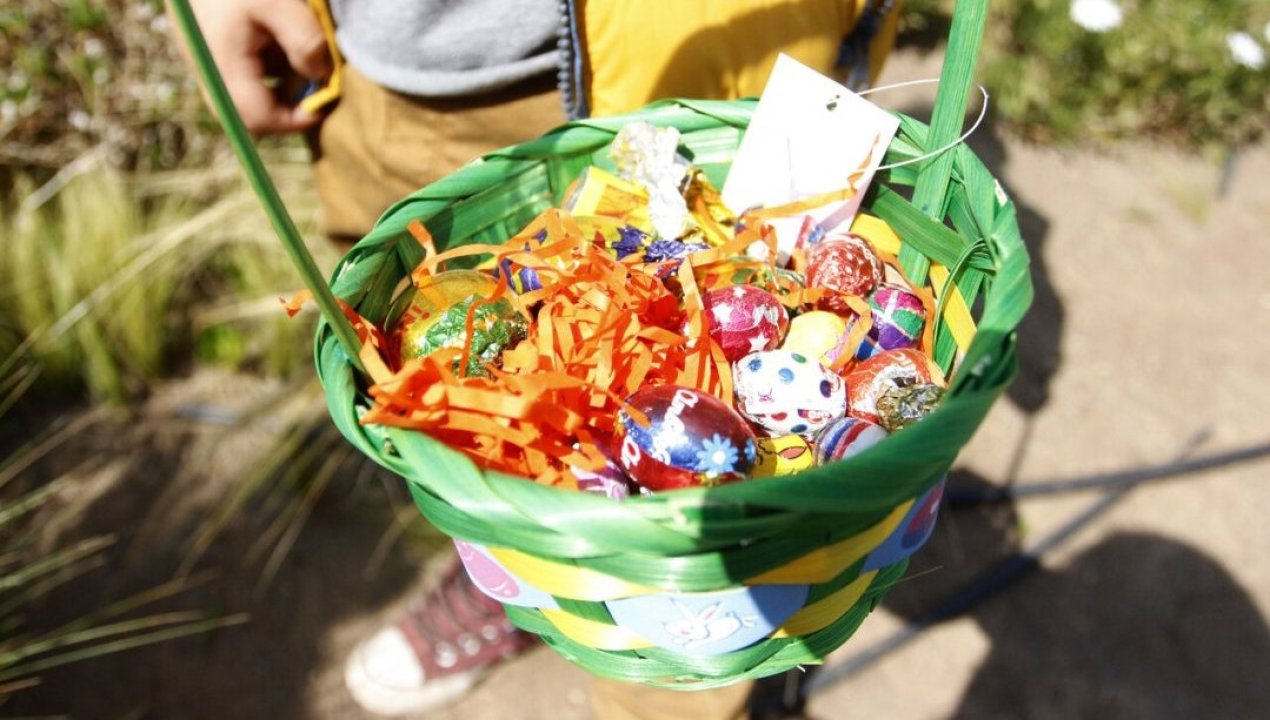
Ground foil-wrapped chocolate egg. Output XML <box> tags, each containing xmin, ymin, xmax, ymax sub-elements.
<box><xmin>700</xmin><ymin>285</ymin><xmax>789</xmax><ymax>362</ymax></box>
<box><xmin>814</xmin><ymin>417</ymin><xmax>888</xmax><ymax>465</ymax></box>
<box><xmin>867</xmin><ymin>284</ymin><xmax>926</xmax><ymax>353</ymax></box>
<box><xmin>876</xmin><ymin>382</ymin><xmax>945</xmax><ymax>432</ymax></box>
<box><xmin>733</xmin><ymin>350</ymin><xmax>847</xmax><ymax>438</ymax></box>
<box><xmin>753</xmin><ymin>435</ymin><xmax>814</xmax><ymax>477</ymax></box>
<box><xmin>614</xmin><ymin>385</ymin><xmax>757</xmax><ymax>491</ymax></box>
<box><xmin>399</xmin><ymin>294</ymin><xmax>528</xmax><ymax>377</ymax></box>
<box><xmin>806</xmin><ymin>233</ymin><xmax>883</xmax><ymax>311</ymax></box>
<box><xmin>845</xmin><ymin>348</ymin><xmax>942</xmax><ymax>425</ymax></box>
<box><xmin>782</xmin><ymin>310</ymin><xmax>850</xmax><ymax>366</ymax></box>
<box><xmin>570</xmin><ymin>459</ymin><xmax>634</xmax><ymax>501</ymax></box>
<box><xmin>395</xmin><ymin>270</ymin><xmax>495</xmax><ymax>338</ymax></box>
<box><xmin>396</xmin><ymin>270</ymin><xmax>525</xmax><ymax>371</ymax></box>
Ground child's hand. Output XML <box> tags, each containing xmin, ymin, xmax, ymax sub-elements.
<box><xmin>172</xmin><ymin>0</ymin><xmax>332</xmax><ymax>135</ymax></box>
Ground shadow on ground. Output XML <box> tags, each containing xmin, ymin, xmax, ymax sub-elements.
<box><xmin>901</xmin><ymin>471</ymin><xmax>1270</xmax><ymax>719</ymax></box>
<box><xmin>4</xmin><ymin>400</ymin><xmax>425</xmax><ymax>719</ymax></box>
<box><xmin>767</xmin><ymin>469</ymin><xmax>1270</xmax><ymax>720</ymax></box>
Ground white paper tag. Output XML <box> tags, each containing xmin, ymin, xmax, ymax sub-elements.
<box><xmin>722</xmin><ymin>54</ymin><xmax>900</xmax><ymax>265</ymax></box>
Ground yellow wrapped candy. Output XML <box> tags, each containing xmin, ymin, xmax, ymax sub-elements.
<box><xmin>781</xmin><ymin>310</ymin><xmax>850</xmax><ymax>367</ymax></box>
<box><xmin>753</xmin><ymin>435</ymin><xmax>815</xmax><ymax>477</ymax></box>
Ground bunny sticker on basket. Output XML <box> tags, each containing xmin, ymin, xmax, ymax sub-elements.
<box><xmin>607</xmin><ymin>585</ymin><xmax>810</xmax><ymax>656</ymax></box>
<box><xmin>455</xmin><ymin>541</ymin><xmax>560</xmax><ymax>610</ymax></box>
<box><xmin>663</xmin><ymin>600</ymin><xmax>758</xmax><ymax>651</ymax></box>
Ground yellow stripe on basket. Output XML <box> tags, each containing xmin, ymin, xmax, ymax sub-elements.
<box><xmin>850</xmin><ymin>214</ymin><xmax>976</xmax><ymax>354</ymax></box>
<box><xmin>744</xmin><ymin>500</ymin><xmax>911</xmax><ymax>585</ymax></box>
<box><xmin>488</xmin><ymin>547</ymin><xmax>662</xmax><ymax>601</ymax></box>
<box><xmin>541</xmin><ymin>607</ymin><xmax>654</xmax><ymax>650</ymax></box>
<box><xmin>768</xmin><ymin>570</ymin><xmax>877</xmax><ymax>639</ymax></box>
<box><xmin>493</xmin><ymin>500</ymin><xmax>907</xmax><ymax>603</ymax></box>
<box><xmin>928</xmin><ymin>265</ymin><xmax>976</xmax><ymax>353</ymax></box>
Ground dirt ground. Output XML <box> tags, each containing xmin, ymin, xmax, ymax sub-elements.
<box><xmin>7</xmin><ymin>46</ymin><xmax>1270</xmax><ymax>719</ymax></box>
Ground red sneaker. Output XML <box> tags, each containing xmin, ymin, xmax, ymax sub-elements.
<box><xmin>344</xmin><ymin>556</ymin><xmax>537</xmax><ymax>716</ymax></box>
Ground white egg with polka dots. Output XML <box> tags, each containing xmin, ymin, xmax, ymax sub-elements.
<box><xmin>733</xmin><ymin>349</ymin><xmax>847</xmax><ymax>438</ymax></box>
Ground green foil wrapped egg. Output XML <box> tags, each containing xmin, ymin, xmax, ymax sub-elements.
<box><xmin>396</xmin><ymin>270</ymin><xmax>528</xmax><ymax>376</ymax></box>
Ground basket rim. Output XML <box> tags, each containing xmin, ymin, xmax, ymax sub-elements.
<box><xmin>314</xmin><ymin>99</ymin><xmax>1031</xmax><ymax>571</ymax></box>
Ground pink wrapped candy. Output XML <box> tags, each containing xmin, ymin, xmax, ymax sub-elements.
<box><xmin>700</xmin><ymin>285</ymin><xmax>789</xmax><ymax>362</ymax></box>
<box><xmin>570</xmin><ymin>458</ymin><xmax>634</xmax><ymax>500</ymax></box>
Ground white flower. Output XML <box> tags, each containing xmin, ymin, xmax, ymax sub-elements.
<box><xmin>1070</xmin><ymin>0</ymin><xmax>1124</xmax><ymax>33</ymax></box>
<box><xmin>1226</xmin><ymin>32</ymin><xmax>1266</xmax><ymax>70</ymax></box>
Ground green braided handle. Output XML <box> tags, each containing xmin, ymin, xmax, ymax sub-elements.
<box><xmin>167</xmin><ymin>0</ymin><xmax>364</xmax><ymax>373</ymax></box>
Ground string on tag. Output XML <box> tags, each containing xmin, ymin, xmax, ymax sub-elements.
<box><xmin>856</xmin><ymin>78</ymin><xmax>991</xmax><ymax>171</ymax></box>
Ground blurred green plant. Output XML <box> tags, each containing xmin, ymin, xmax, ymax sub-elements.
<box><xmin>900</xmin><ymin>0</ymin><xmax>1269</xmax><ymax>150</ymax></box>
<box><xmin>0</xmin><ymin>149</ymin><xmax>330</xmax><ymax>405</ymax></box>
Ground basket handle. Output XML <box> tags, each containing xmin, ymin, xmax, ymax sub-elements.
<box><xmin>898</xmin><ymin>0</ymin><xmax>989</xmax><ymax>285</ymax></box>
<box><xmin>167</xmin><ymin>0</ymin><xmax>365</xmax><ymax>373</ymax></box>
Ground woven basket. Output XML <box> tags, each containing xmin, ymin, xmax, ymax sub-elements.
<box><xmin>172</xmin><ymin>0</ymin><xmax>1031</xmax><ymax>689</ymax></box>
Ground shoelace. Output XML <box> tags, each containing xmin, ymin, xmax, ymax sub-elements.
<box><xmin>400</xmin><ymin>565</ymin><xmax>517</xmax><ymax>670</ymax></box>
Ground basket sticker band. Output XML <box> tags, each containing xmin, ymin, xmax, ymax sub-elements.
<box><xmin>863</xmin><ymin>477</ymin><xmax>946</xmax><ymax>571</ymax></box>
<box><xmin>605</xmin><ymin>584</ymin><xmax>810</xmax><ymax>656</ymax></box>
<box><xmin>484</xmin><ymin>499</ymin><xmax>908</xmax><ymax>600</ymax></box>
<box><xmin>745</xmin><ymin>500</ymin><xmax>911</xmax><ymax>585</ymax></box>
<box><xmin>486</xmin><ymin>546</ymin><xmax>661</xmax><ymax>601</ymax></box>
<box><xmin>540</xmin><ymin>570</ymin><xmax>878</xmax><ymax>652</ymax></box>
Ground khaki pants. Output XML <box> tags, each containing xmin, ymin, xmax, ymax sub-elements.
<box><xmin>311</xmin><ymin>65</ymin><xmax>566</xmax><ymax>243</ymax></box>
<box><xmin>312</xmin><ymin>67</ymin><xmax>756</xmax><ymax>719</ymax></box>
<box><xmin>591</xmin><ymin>677</ymin><xmax>753</xmax><ymax>720</ymax></box>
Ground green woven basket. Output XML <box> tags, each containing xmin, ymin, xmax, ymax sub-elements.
<box><xmin>172</xmin><ymin>0</ymin><xmax>1031</xmax><ymax>688</ymax></box>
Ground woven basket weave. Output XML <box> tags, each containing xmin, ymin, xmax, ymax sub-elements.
<box><xmin>172</xmin><ymin>0</ymin><xmax>1031</xmax><ymax>689</ymax></box>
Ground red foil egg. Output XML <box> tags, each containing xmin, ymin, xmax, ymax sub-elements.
<box><xmin>700</xmin><ymin>285</ymin><xmax>789</xmax><ymax>362</ymax></box>
<box><xmin>805</xmin><ymin>233</ymin><xmax>883</xmax><ymax>311</ymax></box>
<box><xmin>844</xmin><ymin>348</ymin><xmax>942</xmax><ymax>425</ymax></box>
<box><xmin>613</xmin><ymin>385</ymin><xmax>758</xmax><ymax>491</ymax></box>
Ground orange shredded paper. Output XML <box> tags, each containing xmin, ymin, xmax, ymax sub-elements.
<box><xmin>314</xmin><ymin>201</ymin><xmax>931</xmax><ymax>487</ymax></box>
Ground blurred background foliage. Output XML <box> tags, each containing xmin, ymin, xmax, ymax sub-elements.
<box><xmin>906</xmin><ymin>0</ymin><xmax>1269</xmax><ymax>149</ymax></box>
<box><xmin>1</xmin><ymin>0</ymin><xmax>326</xmax><ymax>407</ymax></box>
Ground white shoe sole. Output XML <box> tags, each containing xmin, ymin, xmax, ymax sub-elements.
<box><xmin>344</xmin><ymin>640</ymin><xmax>484</xmax><ymax>717</ymax></box>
